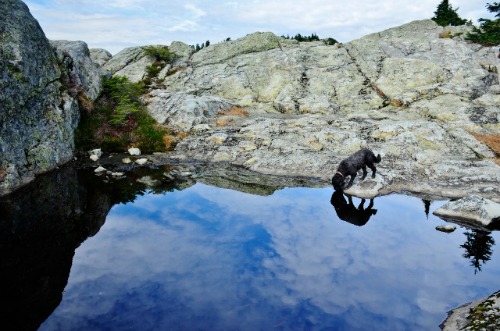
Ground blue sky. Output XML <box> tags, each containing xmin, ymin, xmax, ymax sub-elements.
<box><xmin>25</xmin><ymin>0</ymin><xmax>496</xmax><ymax>54</ymax></box>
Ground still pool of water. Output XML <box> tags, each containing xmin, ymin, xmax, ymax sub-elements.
<box><xmin>30</xmin><ymin>179</ymin><xmax>499</xmax><ymax>331</ymax></box>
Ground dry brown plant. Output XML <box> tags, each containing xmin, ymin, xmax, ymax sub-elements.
<box><xmin>439</xmin><ymin>30</ymin><xmax>452</xmax><ymax>39</ymax></box>
<box><xmin>217</xmin><ymin>106</ymin><xmax>249</xmax><ymax>117</ymax></box>
<box><xmin>472</xmin><ymin>132</ymin><xmax>500</xmax><ymax>165</ymax></box>
<box><xmin>216</xmin><ymin>118</ymin><xmax>233</xmax><ymax>127</ymax></box>
<box><xmin>163</xmin><ymin>134</ymin><xmax>177</xmax><ymax>150</ymax></box>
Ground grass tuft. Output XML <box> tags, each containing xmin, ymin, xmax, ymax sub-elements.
<box><xmin>75</xmin><ymin>76</ymin><xmax>169</xmax><ymax>153</ymax></box>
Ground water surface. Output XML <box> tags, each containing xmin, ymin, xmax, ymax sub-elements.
<box><xmin>34</xmin><ymin>178</ymin><xmax>499</xmax><ymax>330</ymax></box>
<box><xmin>1</xmin><ymin>165</ymin><xmax>498</xmax><ymax>331</ymax></box>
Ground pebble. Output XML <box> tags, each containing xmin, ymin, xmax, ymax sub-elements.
<box><xmin>94</xmin><ymin>166</ymin><xmax>107</xmax><ymax>173</ymax></box>
<box><xmin>135</xmin><ymin>158</ymin><xmax>148</xmax><ymax>165</ymax></box>
<box><xmin>436</xmin><ymin>225</ymin><xmax>457</xmax><ymax>233</ymax></box>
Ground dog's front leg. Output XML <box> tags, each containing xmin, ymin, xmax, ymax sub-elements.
<box><xmin>344</xmin><ymin>173</ymin><xmax>356</xmax><ymax>189</ymax></box>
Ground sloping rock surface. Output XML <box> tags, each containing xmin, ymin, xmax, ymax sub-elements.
<box><xmin>124</xmin><ymin>20</ymin><xmax>499</xmax><ymax>201</ymax></box>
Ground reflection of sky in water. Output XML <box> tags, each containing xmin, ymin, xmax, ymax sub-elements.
<box><xmin>40</xmin><ymin>184</ymin><xmax>500</xmax><ymax>331</ymax></box>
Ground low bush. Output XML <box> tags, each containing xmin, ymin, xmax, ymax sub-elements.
<box><xmin>75</xmin><ymin>76</ymin><xmax>170</xmax><ymax>153</ymax></box>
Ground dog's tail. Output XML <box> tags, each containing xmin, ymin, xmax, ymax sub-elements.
<box><xmin>375</xmin><ymin>154</ymin><xmax>381</xmax><ymax>163</ymax></box>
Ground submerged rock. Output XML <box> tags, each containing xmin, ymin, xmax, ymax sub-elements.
<box><xmin>433</xmin><ymin>195</ymin><xmax>500</xmax><ymax>229</ymax></box>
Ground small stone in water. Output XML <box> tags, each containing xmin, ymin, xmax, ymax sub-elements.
<box><xmin>135</xmin><ymin>158</ymin><xmax>148</xmax><ymax>165</ymax></box>
<box><xmin>436</xmin><ymin>225</ymin><xmax>456</xmax><ymax>233</ymax></box>
<box><xmin>122</xmin><ymin>158</ymin><xmax>132</xmax><ymax>164</ymax></box>
<box><xmin>128</xmin><ymin>147</ymin><xmax>141</xmax><ymax>156</ymax></box>
<box><xmin>94</xmin><ymin>166</ymin><xmax>107</xmax><ymax>173</ymax></box>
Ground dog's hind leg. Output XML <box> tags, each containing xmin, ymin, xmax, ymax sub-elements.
<box><xmin>361</xmin><ymin>166</ymin><xmax>367</xmax><ymax>180</ymax></box>
<box><xmin>367</xmin><ymin>163</ymin><xmax>377</xmax><ymax>178</ymax></box>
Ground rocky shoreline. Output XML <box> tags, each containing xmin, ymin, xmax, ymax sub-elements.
<box><xmin>100</xmin><ymin>20</ymin><xmax>500</xmax><ymax>203</ymax></box>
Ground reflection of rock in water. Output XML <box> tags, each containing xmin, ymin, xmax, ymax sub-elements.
<box><xmin>0</xmin><ymin>163</ymin><xmax>194</xmax><ymax>330</ymax></box>
<box><xmin>0</xmin><ymin>166</ymin><xmax>112</xmax><ymax>331</ymax></box>
<box><xmin>330</xmin><ymin>190</ymin><xmax>377</xmax><ymax>226</ymax></box>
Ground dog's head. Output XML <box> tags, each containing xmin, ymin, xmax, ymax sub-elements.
<box><xmin>331</xmin><ymin>174</ymin><xmax>345</xmax><ymax>191</ymax></box>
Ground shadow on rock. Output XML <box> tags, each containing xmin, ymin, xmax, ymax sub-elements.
<box><xmin>330</xmin><ymin>189</ymin><xmax>378</xmax><ymax>227</ymax></box>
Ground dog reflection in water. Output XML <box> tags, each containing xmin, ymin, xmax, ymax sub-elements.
<box><xmin>330</xmin><ymin>189</ymin><xmax>377</xmax><ymax>226</ymax></box>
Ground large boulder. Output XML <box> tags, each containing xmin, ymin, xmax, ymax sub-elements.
<box><xmin>89</xmin><ymin>48</ymin><xmax>112</xmax><ymax>67</ymax></box>
<box><xmin>0</xmin><ymin>0</ymin><xmax>103</xmax><ymax>196</ymax></box>
<box><xmin>51</xmin><ymin>40</ymin><xmax>104</xmax><ymax>101</ymax></box>
<box><xmin>103</xmin><ymin>46</ymin><xmax>155</xmax><ymax>82</ymax></box>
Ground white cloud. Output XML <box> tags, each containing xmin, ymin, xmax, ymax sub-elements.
<box><xmin>25</xmin><ymin>0</ymin><xmax>496</xmax><ymax>55</ymax></box>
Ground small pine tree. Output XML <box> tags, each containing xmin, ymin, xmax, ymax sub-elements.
<box><xmin>432</xmin><ymin>0</ymin><xmax>467</xmax><ymax>26</ymax></box>
<box><xmin>466</xmin><ymin>2</ymin><xmax>500</xmax><ymax>46</ymax></box>
<box><xmin>205</xmin><ymin>40</ymin><xmax>210</xmax><ymax>47</ymax></box>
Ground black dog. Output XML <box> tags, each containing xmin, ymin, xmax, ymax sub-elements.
<box><xmin>331</xmin><ymin>148</ymin><xmax>381</xmax><ymax>191</ymax></box>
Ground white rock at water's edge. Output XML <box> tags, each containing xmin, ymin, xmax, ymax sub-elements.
<box><xmin>433</xmin><ymin>195</ymin><xmax>500</xmax><ymax>227</ymax></box>
<box><xmin>135</xmin><ymin>158</ymin><xmax>148</xmax><ymax>165</ymax></box>
<box><xmin>88</xmin><ymin>148</ymin><xmax>102</xmax><ymax>162</ymax></box>
<box><xmin>122</xmin><ymin>158</ymin><xmax>132</xmax><ymax>164</ymax></box>
<box><xmin>128</xmin><ymin>148</ymin><xmax>141</xmax><ymax>156</ymax></box>
<box><xmin>94</xmin><ymin>166</ymin><xmax>107</xmax><ymax>173</ymax></box>
<box><xmin>343</xmin><ymin>175</ymin><xmax>387</xmax><ymax>198</ymax></box>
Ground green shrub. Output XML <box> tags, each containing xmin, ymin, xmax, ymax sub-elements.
<box><xmin>463</xmin><ymin>2</ymin><xmax>500</xmax><ymax>46</ymax></box>
<box><xmin>142</xmin><ymin>45</ymin><xmax>174</xmax><ymax>62</ymax></box>
<box><xmin>75</xmin><ymin>76</ymin><xmax>168</xmax><ymax>153</ymax></box>
<box><xmin>431</xmin><ymin>0</ymin><xmax>467</xmax><ymax>26</ymax></box>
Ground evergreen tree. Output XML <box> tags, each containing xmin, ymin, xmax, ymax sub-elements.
<box><xmin>432</xmin><ymin>0</ymin><xmax>467</xmax><ymax>26</ymax></box>
<box><xmin>466</xmin><ymin>2</ymin><xmax>500</xmax><ymax>46</ymax></box>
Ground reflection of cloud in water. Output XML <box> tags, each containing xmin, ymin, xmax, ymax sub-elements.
<box><xmin>41</xmin><ymin>185</ymin><xmax>500</xmax><ymax>330</ymax></box>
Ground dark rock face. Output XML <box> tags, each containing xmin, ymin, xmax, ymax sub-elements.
<box><xmin>0</xmin><ymin>1</ymin><xmax>103</xmax><ymax>196</ymax></box>
<box><xmin>0</xmin><ymin>0</ymin><xmax>79</xmax><ymax>195</ymax></box>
